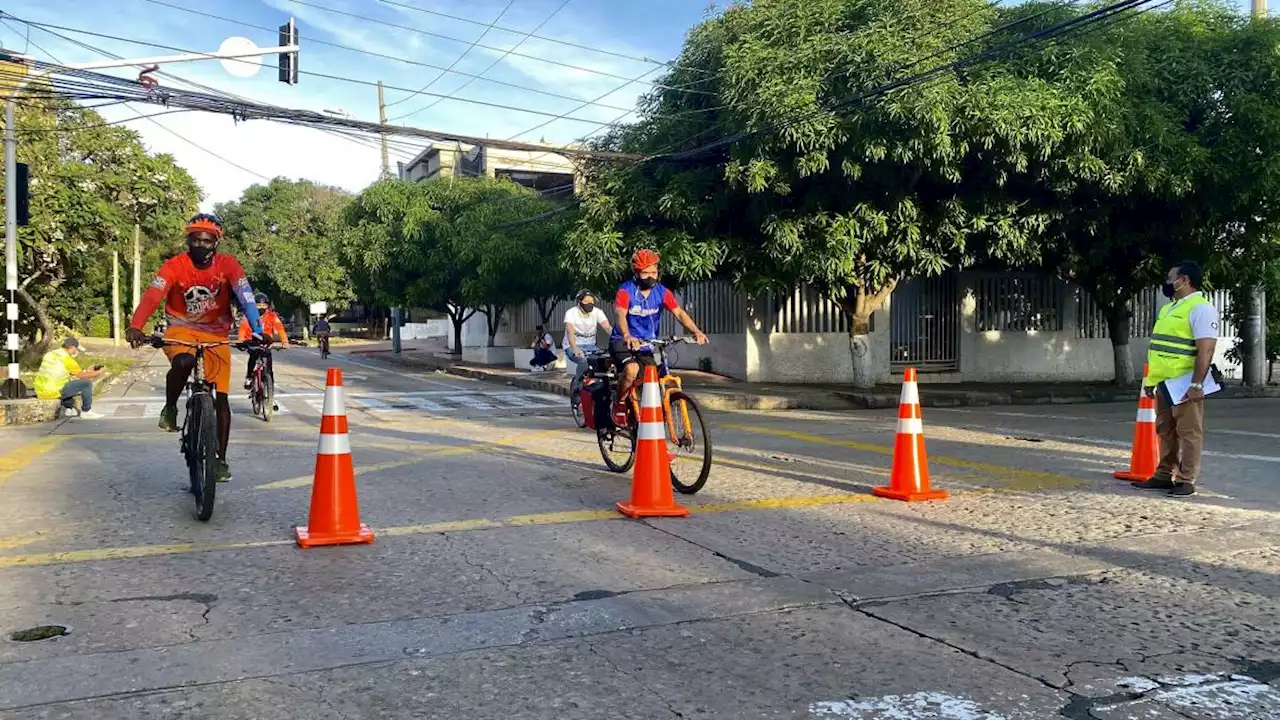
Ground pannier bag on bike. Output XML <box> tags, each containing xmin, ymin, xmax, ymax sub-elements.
<box><xmin>580</xmin><ymin>378</ymin><xmax>614</xmax><ymax>430</ymax></box>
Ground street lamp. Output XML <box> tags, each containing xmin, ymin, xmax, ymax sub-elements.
<box><xmin>1</xmin><ymin>26</ymin><xmax>301</xmax><ymax>398</ymax></box>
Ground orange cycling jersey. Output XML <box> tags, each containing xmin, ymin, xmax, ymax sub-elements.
<box><xmin>240</xmin><ymin>310</ymin><xmax>287</xmax><ymax>343</ymax></box>
<box><xmin>130</xmin><ymin>254</ymin><xmax>259</xmax><ymax>336</ymax></box>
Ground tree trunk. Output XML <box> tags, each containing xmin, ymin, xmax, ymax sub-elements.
<box><xmin>1105</xmin><ymin>310</ymin><xmax>1135</xmax><ymax>384</ymax></box>
<box><xmin>484</xmin><ymin>305</ymin><xmax>505</xmax><ymax>347</ymax></box>
<box><xmin>535</xmin><ymin>296</ymin><xmax>557</xmax><ymax>328</ymax></box>
<box><xmin>15</xmin><ymin>286</ymin><xmax>52</xmax><ymax>363</ymax></box>
<box><xmin>835</xmin><ymin>280</ymin><xmax>896</xmax><ymax>389</ymax></box>
<box><xmin>447</xmin><ymin>305</ymin><xmax>475</xmax><ymax>354</ymax></box>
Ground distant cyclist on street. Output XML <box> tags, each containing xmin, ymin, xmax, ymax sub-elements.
<box><xmin>609</xmin><ymin>249</ymin><xmax>708</xmax><ymax>424</ymax></box>
<box><xmin>240</xmin><ymin>292</ymin><xmax>288</xmax><ymax>391</ymax></box>
<box><xmin>312</xmin><ymin>315</ymin><xmax>331</xmax><ymax>356</ymax></box>
<box><xmin>126</xmin><ymin>212</ymin><xmax>266</xmax><ymax>482</ymax></box>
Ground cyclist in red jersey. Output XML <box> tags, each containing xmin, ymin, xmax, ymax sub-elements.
<box><xmin>126</xmin><ymin>213</ymin><xmax>265</xmax><ymax>482</ymax></box>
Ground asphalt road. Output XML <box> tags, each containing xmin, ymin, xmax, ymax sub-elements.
<box><xmin>1</xmin><ymin>346</ymin><xmax>1278</xmax><ymax>718</ymax></box>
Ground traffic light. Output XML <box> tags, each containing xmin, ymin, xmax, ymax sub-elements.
<box><xmin>278</xmin><ymin>18</ymin><xmax>299</xmax><ymax>85</ymax></box>
<box><xmin>15</xmin><ymin>162</ymin><xmax>28</xmax><ymax>226</ymax></box>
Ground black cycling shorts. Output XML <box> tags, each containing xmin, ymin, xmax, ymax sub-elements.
<box><xmin>609</xmin><ymin>338</ymin><xmax>657</xmax><ymax>368</ymax></box>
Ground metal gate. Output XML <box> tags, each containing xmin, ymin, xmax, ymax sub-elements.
<box><xmin>890</xmin><ymin>274</ymin><xmax>959</xmax><ymax>372</ymax></box>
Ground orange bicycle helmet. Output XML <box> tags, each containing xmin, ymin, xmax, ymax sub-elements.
<box><xmin>631</xmin><ymin>249</ymin><xmax>660</xmax><ymax>271</ymax></box>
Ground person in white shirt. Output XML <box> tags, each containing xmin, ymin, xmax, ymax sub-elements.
<box><xmin>564</xmin><ymin>289</ymin><xmax>612</xmax><ymax>392</ymax></box>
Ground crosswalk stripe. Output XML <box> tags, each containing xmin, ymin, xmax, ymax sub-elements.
<box><xmin>86</xmin><ymin>391</ymin><xmax>563</xmax><ymax>420</ymax></box>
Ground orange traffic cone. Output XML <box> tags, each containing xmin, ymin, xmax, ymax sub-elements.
<box><xmin>295</xmin><ymin>368</ymin><xmax>375</xmax><ymax>548</ymax></box>
<box><xmin>617</xmin><ymin>364</ymin><xmax>690</xmax><ymax>518</ymax></box>
<box><xmin>873</xmin><ymin>368</ymin><xmax>948</xmax><ymax>502</ymax></box>
<box><xmin>1115</xmin><ymin>364</ymin><xmax>1160</xmax><ymax>481</ymax></box>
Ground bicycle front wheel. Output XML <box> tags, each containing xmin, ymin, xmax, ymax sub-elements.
<box><xmin>187</xmin><ymin>393</ymin><xmax>219</xmax><ymax>521</ymax></box>
<box><xmin>262</xmin><ymin>372</ymin><xmax>275</xmax><ymax>423</ymax></box>
<box><xmin>667</xmin><ymin>391</ymin><xmax>712</xmax><ymax>494</ymax></box>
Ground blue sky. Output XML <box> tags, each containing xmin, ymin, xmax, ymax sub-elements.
<box><xmin>0</xmin><ymin>0</ymin><xmax>1268</xmax><ymax>209</ymax></box>
<box><xmin>0</xmin><ymin>0</ymin><xmax>713</xmax><ymax>207</ymax></box>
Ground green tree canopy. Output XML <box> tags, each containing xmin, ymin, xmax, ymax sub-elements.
<box><xmin>216</xmin><ymin>178</ymin><xmax>355</xmax><ymax>318</ymax></box>
<box><xmin>4</xmin><ymin>95</ymin><xmax>200</xmax><ymax>353</ymax></box>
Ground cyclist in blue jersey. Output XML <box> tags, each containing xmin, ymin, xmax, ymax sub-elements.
<box><xmin>609</xmin><ymin>249</ymin><xmax>708</xmax><ymax>421</ymax></box>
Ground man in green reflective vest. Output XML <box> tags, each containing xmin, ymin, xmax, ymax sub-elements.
<box><xmin>1132</xmin><ymin>260</ymin><xmax>1218</xmax><ymax>497</ymax></box>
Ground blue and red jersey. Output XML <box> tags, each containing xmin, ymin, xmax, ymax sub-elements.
<box><xmin>611</xmin><ymin>279</ymin><xmax>680</xmax><ymax>342</ymax></box>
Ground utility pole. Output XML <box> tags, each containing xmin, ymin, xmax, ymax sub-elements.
<box><xmin>131</xmin><ymin>223</ymin><xmax>141</xmax><ymax>309</ymax></box>
<box><xmin>1243</xmin><ymin>0</ymin><xmax>1269</xmax><ymax>386</ymax></box>
<box><xmin>377</xmin><ymin>80</ymin><xmax>390</xmax><ymax>178</ymax></box>
<box><xmin>111</xmin><ymin>250</ymin><xmax>121</xmax><ymax>347</ymax></box>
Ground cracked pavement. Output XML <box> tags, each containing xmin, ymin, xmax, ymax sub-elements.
<box><xmin>1</xmin><ymin>348</ymin><xmax>1278</xmax><ymax>718</ymax></box>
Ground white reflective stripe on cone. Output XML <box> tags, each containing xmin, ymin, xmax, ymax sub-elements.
<box><xmin>640</xmin><ymin>381</ymin><xmax>662</xmax><ymax>409</ymax></box>
<box><xmin>899</xmin><ymin>382</ymin><xmax>920</xmax><ymax>406</ymax></box>
<box><xmin>1137</xmin><ymin>408</ymin><xmax>1157</xmax><ymax>423</ymax></box>
<box><xmin>896</xmin><ymin>418</ymin><xmax>924</xmax><ymax>435</ymax></box>
<box><xmin>317</xmin><ymin>433</ymin><xmax>351</xmax><ymax>455</ymax></box>
<box><xmin>637</xmin><ymin>421</ymin><xmax>666</xmax><ymax>441</ymax></box>
<box><xmin>322</xmin><ymin>385</ymin><xmax>346</xmax><ymax>417</ymax></box>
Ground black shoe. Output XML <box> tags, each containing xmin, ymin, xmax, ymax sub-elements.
<box><xmin>1168</xmin><ymin>482</ymin><xmax>1196</xmax><ymax>497</ymax></box>
<box><xmin>158</xmin><ymin>405</ymin><xmax>179</xmax><ymax>432</ymax></box>
<box><xmin>1131</xmin><ymin>476</ymin><xmax>1175</xmax><ymax>490</ymax></box>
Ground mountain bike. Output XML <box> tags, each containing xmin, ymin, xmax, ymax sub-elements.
<box><xmin>148</xmin><ymin>335</ymin><xmax>252</xmax><ymax>522</ymax></box>
<box><xmin>247</xmin><ymin>347</ymin><xmax>278</xmax><ymax>423</ymax></box>
<box><xmin>595</xmin><ymin>337</ymin><xmax>713</xmax><ymax>494</ymax></box>
<box><xmin>316</xmin><ymin>333</ymin><xmax>331</xmax><ymax>360</ymax></box>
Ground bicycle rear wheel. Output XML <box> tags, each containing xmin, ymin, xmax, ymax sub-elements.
<box><xmin>186</xmin><ymin>393</ymin><xmax>219</xmax><ymax>521</ymax></box>
<box><xmin>597</xmin><ymin>425</ymin><xmax>635</xmax><ymax>473</ymax></box>
<box><xmin>667</xmin><ymin>391</ymin><xmax>712</xmax><ymax>494</ymax></box>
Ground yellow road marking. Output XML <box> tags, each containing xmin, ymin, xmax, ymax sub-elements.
<box><xmin>254</xmin><ymin>459</ymin><xmax>430</xmax><ymax>490</ymax></box>
<box><xmin>0</xmin><ymin>437</ymin><xmax>69</xmax><ymax>489</ymax></box>
<box><xmin>721</xmin><ymin>424</ymin><xmax>1086</xmax><ymax>488</ymax></box>
<box><xmin>0</xmin><ymin>532</ymin><xmax>51</xmax><ymax>551</ymax></box>
<box><xmin>0</xmin><ymin>492</ymin><xmax>881</xmax><ymax>569</ymax></box>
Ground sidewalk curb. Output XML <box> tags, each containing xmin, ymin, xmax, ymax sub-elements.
<box><xmin>372</xmin><ymin>352</ymin><xmax>1280</xmax><ymax>411</ymax></box>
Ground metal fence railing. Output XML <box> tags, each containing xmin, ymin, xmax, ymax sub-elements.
<box><xmin>890</xmin><ymin>274</ymin><xmax>959</xmax><ymax>371</ymax></box>
<box><xmin>973</xmin><ymin>272</ymin><xmax>1064</xmax><ymax>333</ymax></box>
<box><xmin>1077</xmin><ymin>287</ymin><xmax>1235</xmax><ymax>339</ymax></box>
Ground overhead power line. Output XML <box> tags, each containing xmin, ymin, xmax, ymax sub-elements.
<box><xmin>279</xmin><ymin>0</ymin><xmax>716</xmax><ymax>96</ymax></box>
<box><xmin>2</xmin><ymin>19</ymin><xmax>275</xmax><ymax>181</ymax></box>
<box><xmin>369</xmin><ymin>0</ymin><xmax>716</xmax><ymax>76</ymax></box>
<box><xmin>140</xmin><ymin>0</ymin><xmax>646</xmax><ymax>116</ymax></box>
<box><xmin>384</xmin><ymin>0</ymin><xmax>515</xmax><ymax>109</ymax></box>
<box><xmin>4</xmin><ymin>16</ymin><xmax>660</xmax><ymax>130</ymax></box>
<box><xmin>391</xmin><ymin>0</ymin><xmax>572</xmax><ymax>123</ymax></box>
<box><xmin>19</xmin><ymin>18</ymin><xmax>430</xmax><ymax>166</ymax></box>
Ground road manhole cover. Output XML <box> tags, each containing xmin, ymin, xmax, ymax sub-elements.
<box><xmin>9</xmin><ymin>625</ymin><xmax>70</xmax><ymax>642</ymax></box>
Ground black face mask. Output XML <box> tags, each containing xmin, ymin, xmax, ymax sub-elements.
<box><xmin>579</xmin><ymin>303</ymin><xmax>594</xmax><ymax>314</ymax></box>
<box><xmin>188</xmin><ymin>245</ymin><xmax>215</xmax><ymax>266</ymax></box>
<box><xmin>637</xmin><ymin>277</ymin><xmax>657</xmax><ymax>290</ymax></box>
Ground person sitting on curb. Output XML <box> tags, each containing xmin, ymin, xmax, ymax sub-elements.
<box><xmin>530</xmin><ymin>325</ymin><xmax>557</xmax><ymax>372</ymax></box>
<box><xmin>33</xmin><ymin>337</ymin><xmax>106</xmax><ymax>419</ymax></box>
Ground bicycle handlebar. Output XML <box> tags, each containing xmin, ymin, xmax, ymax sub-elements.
<box><xmin>147</xmin><ymin>336</ymin><xmax>261</xmax><ymax>352</ymax></box>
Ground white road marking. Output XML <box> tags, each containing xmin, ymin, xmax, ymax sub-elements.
<box><xmin>931</xmin><ymin>407</ymin><xmax>1280</xmax><ymax>438</ymax></box>
<box><xmin>85</xmin><ymin>391</ymin><xmax>562</xmax><ymax>421</ymax></box>
<box><xmin>320</xmin><ymin>352</ymin><xmax>463</xmax><ymax>390</ymax></box>
<box><xmin>945</xmin><ymin>422</ymin><xmax>1280</xmax><ymax>464</ymax></box>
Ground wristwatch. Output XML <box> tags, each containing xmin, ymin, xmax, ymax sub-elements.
<box><xmin>1189</xmin><ymin>382</ymin><xmax>1203</xmax><ymax>390</ymax></box>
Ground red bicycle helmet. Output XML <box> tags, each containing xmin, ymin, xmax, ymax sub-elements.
<box><xmin>631</xmin><ymin>249</ymin><xmax>660</xmax><ymax>271</ymax></box>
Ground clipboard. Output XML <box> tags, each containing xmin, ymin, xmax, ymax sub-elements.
<box><xmin>1157</xmin><ymin>365</ymin><xmax>1225</xmax><ymax>406</ymax></box>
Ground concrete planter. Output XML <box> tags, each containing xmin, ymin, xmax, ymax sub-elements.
<box><xmin>461</xmin><ymin>346</ymin><xmax>515</xmax><ymax>365</ymax></box>
<box><xmin>513</xmin><ymin>348</ymin><xmax>566</xmax><ymax>371</ymax></box>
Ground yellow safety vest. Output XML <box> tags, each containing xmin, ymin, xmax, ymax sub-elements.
<box><xmin>1146</xmin><ymin>293</ymin><xmax>1210</xmax><ymax>386</ymax></box>
<box><xmin>33</xmin><ymin>348</ymin><xmax>81</xmax><ymax>399</ymax></box>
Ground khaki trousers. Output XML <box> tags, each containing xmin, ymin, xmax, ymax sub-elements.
<box><xmin>1154</xmin><ymin>392</ymin><xmax>1204</xmax><ymax>484</ymax></box>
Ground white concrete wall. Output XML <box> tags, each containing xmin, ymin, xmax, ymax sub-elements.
<box><xmin>665</xmin><ymin>334</ymin><xmax>748</xmax><ymax>380</ymax></box>
<box><xmin>400</xmin><ymin>320</ymin><xmax>448</xmax><ymax>340</ymax></box>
